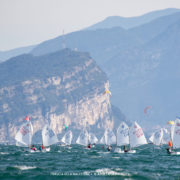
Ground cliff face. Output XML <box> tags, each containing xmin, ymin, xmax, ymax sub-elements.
<box><xmin>0</xmin><ymin>49</ymin><xmax>124</xmax><ymax>143</ymax></box>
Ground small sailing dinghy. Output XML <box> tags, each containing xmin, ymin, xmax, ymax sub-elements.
<box><xmin>169</xmin><ymin>118</ymin><xmax>180</xmax><ymax>155</ymax></box>
<box><xmin>149</xmin><ymin>128</ymin><xmax>164</xmax><ymax>146</ymax></box>
<box><xmin>114</xmin><ymin>122</ymin><xmax>129</xmax><ymax>153</ymax></box>
<box><xmin>76</xmin><ymin>129</ymin><xmax>90</xmax><ymax>148</ymax></box>
<box><xmin>41</xmin><ymin>124</ymin><xmax>59</xmax><ymax>152</ymax></box>
<box><xmin>161</xmin><ymin>128</ymin><xmax>170</xmax><ymax>144</ymax></box>
<box><xmin>128</xmin><ymin>121</ymin><xmax>147</xmax><ymax>153</ymax></box>
<box><xmin>15</xmin><ymin>116</ymin><xmax>34</xmax><ymax>152</ymax></box>
<box><xmin>88</xmin><ymin>133</ymin><xmax>98</xmax><ymax>147</ymax></box>
<box><xmin>100</xmin><ymin>129</ymin><xmax>116</xmax><ymax>151</ymax></box>
<box><xmin>61</xmin><ymin>130</ymin><xmax>73</xmax><ymax>148</ymax></box>
<box><xmin>89</xmin><ymin>133</ymin><xmax>98</xmax><ymax>144</ymax></box>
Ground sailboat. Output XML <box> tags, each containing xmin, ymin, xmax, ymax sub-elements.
<box><xmin>41</xmin><ymin>124</ymin><xmax>59</xmax><ymax>152</ymax></box>
<box><xmin>15</xmin><ymin>116</ymin><xmax>33</xmax><ymax>150</ymax></box>
<box><xmin>169</xmin><ymin>118</ymin><xmax>180</xmax><ymax>155</ymax></box>
<box><xmin>161</xmin><ymin>128</ymin><xmax>170</xmax><ymax>144</ymax></box>
<box><xmin>149</xmin><ymin>128</ymin><xmax>164</xmax><ymax>146</ymax></box>
<box><xmin>88</xmin><ymin>133</ymin><xmax>98</xmax><ymax>147</ymax></box>
<box><xmin>149</xmin><ymin>128</ymin><xmax>170</xmax><ymax>146</ymax></box>
<box><xmin>129</xmin><ymin>121</ymin><xmax>147</xmax><ymax>152</ymax></box>
<box><xmin>61</xmin><ymin>130</ymin><xmax>73</xmax><ymax>148</ymax></box>
<box><xmin>100</xmin><ymin>129</ymin><xmax>116</xmax><ymax>150</ymax></box>
<box><xmin>114</xmin><ymin>122</ymin><xmax>129</xmax><ymax>153</ymax></box>
<box><xmin>76</xmin><ymin>129</ymin><xmax>89</xmax><ymax>147</ymax></box>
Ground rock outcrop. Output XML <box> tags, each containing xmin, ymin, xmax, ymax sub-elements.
<box><xmin>0</xmin><ymin>49</ymin><xmax>125</xmax><ymax>143</ymax></box>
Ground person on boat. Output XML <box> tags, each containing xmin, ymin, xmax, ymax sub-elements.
<box><xmin>87</xmin><ymin>143</ymin><xmax>91</xmax><ymax>149</ymax></box>
<box><xmin>107</xmin><ymin>145</ymin><xmax>112</xmax><ymax>151</ymax></box>
<box><xmin>167</xmin><ymin>140</ymin><xmax>173</xmax><ymax>154</ymax></box>
<box><xmin>123</xmin><ymin>145</ymin><xmax>129</xmax><ymax>153</ymax></box>
<box><xmin>31</xmin><ymin>145</ymin><xmax>37</xmax><ymax>151</ymax></box>
<box><xmin>41</xmin><ymin>144</ymin><xmax>45</xmax><ymax>150</ymax></box>
<box><xmin>166</xmin><ymin>147</ymin><xmax>172</xmax><ymax>154</ymax></box>
<box><xmin>92</xmin><ymin>143</ymin><xmax>96</xmax><ymax>147</ymax></box>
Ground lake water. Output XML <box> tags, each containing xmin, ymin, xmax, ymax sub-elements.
<box><xmin>0</xmin><ymin>144</ymin><xmax>179</xmax><ymax>179</ymax></box>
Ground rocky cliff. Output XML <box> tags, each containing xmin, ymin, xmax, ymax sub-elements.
<box><xmin>0</xmin><ymin>49</ymin><xmax>125</xmax><ymax>143</ymax></box>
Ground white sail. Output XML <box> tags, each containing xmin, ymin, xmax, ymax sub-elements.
<box><xmin>129</xmin><ymin>122</ymin><xmax>147</xmax><ymax>148</ymax></box>
<box><xmin>100</xmin><ymin>129</ymin><xmax>116</xmax><ymax>145</ymax></box>
<box><xmin>107</xmin><ymin>130</ymin><xmax>116</xmax><ymax>145</ymax></box>
<box><xmin>88</xmin><ymin>133</ymin><xmax>98</xmax><ymax>144</ymax></box>
<box><xmin>15</xmin><ymin>121</ymin><xmax>33</xmax><ymax>147</ymax></box>
<box><xmin>171</xmin><ymin>123</ymin><xmax>175</xmax><ymax>141</ymax></box>
<box><xmin>149</xmin><ymin>133</ymin><xmax>154</xmax><ymax>143</ymax></box>
<box><xmin>42</xmin><ymin>124</ymin><xmax>58</xmax><ymax>147</ymax></box>
<box><xmin>116</xmin><ymin>122</ymin><xmax>129</xmax><ymax>146</ymax></box>
<box><xmin>100</xmin><ymin>132</ymin><xmax>106</xmax><ymax>144</ymax></box>
<box><xmin>161</xmin><ymin>128</ymin><xmax>170</xmax><ymax>144</ymax></box>
<box><xmin>76</xmin><ymin>130</ymin><xmax>89</xmax><ymax>146</ymax></box>
<box><xmin>149</xmin><ymin>129</ymin><xmax>163</xmax><ymax>146</ymax></box>
<box><xmin>172</xmin><ymin>118</ymin><xmax>180</xmax><ymax>149</ymax></box>
<box><xmin>61</xmin><ymin>130</ymin><xmax>73</xmax><ymax>145</ymax></box>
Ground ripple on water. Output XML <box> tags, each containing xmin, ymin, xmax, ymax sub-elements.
<box><xmin>13</xmin><ymin>165</ymin><xmax>37</xmax><ymax>170</ymax></box>
<box><xmin>0</xmin><ymin>152</ymin><xmax>9</xmax><ymax>155</ymax></box>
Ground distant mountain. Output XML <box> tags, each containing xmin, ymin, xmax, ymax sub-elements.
<box><xmin>128</xmin><ymin>11</ymin><xmax>180</xmax><ymax>43</ymax></box>
<box><xmin>0</xmin><ymin>49</ymin><xmax>126</xmax><ymax>143</ymax></box>
<box><xmin>31</xmin><ymin>11</ymin><xmax>180</xmax><ymax>61</ymax></box>
<box><xmin>0</xmin><ymin>45</ymin><xmax>36</xmax><ymax>63</ymax></box>
<box><xmin>29</xmin><ymin>11</ymin><xmax>180</xmax><ymax>129</ymax></box>
<box><xmin>103</xmin><ymin>19</ymin><xmax>180</xmax><ymax>129</ymax></box>
<box><xmin>86</xmin><ymin>8</ymin><xmax>180</xmax><ymax>30</ymax></box>
<box><xmin>31</xmin><ymin>27</ymin><xmax>140</xmax><ymax>64</ymax></box>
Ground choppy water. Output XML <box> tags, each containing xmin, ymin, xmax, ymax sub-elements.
<box><xmin>0</xmin><ymin>144</ymin><xmax>180</xmax><ymax>179</ymax></box>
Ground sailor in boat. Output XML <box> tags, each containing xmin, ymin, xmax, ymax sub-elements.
<box><xmin>39</xmin><ymin>144</ymin><xmax>45</xmax><ymax>151</ymax></box>
<box><xmin>107</xmin><ymin>145</ymin><xmax>112</xmax><ymax>151</ymax></box>
<box><xmin>87</xmin><ymin>143</ymin><xmax>91</xmax><ymax>149</ymax></box>
<box><xmin>123</xmin><ymin>145</ymin><xmax>129</xmax><ymax>153</ymax></box>
<box><xmin>31</xmin><ymin>145</ymin><xmax>37</xmax><ymax>151</ymax></box>
<box><xmin>166</xmin><ymin>140</ymin><xmax>173</xmax><ymax>154</ymax></box>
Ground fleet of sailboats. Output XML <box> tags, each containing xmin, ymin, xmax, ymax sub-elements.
<box><xmin>14</xmin><ymin>115</ymin><xmax>180</xmax><ymax>155</ymax></box>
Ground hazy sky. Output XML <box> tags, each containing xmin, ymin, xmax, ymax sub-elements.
<box><xmin>0</xmin><ymin>0</ymin><xmax>180</xmax><ymax>51</ymax></box>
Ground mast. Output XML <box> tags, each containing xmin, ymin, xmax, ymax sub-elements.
<box><xmin>116</xmin><ymin>128</ymin><xmax>118</xmax><ymax>147</ymax></box>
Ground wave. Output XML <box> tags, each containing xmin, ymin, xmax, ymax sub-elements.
<box><xmin>14</xmin><ymin>165</ymin><xmax>36</xmax><ymax>170</ymax></box>
<box><xmin>51</xmin><ymin>168</ymin><xmax>131</xmax><ymax>176</ymax></box>
<box><xmin>0</xmin><ymin>152</ymin><xmax>9</xmax><ymax>155</ymax></box>
<box><xmin>112</xmin><ymin>156</ymin><xmax>120</xmax><ymax>159</ymax></box>
<box><xmin>94</xmin><ymin>168</ymin><xmax>131</xmax><ymax>176</ymax></box>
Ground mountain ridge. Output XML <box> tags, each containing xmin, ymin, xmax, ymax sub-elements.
<box><xmin>86</xmin><ymin>8</ymin><xmax>180</xmax><ymax>30</ymax></box>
